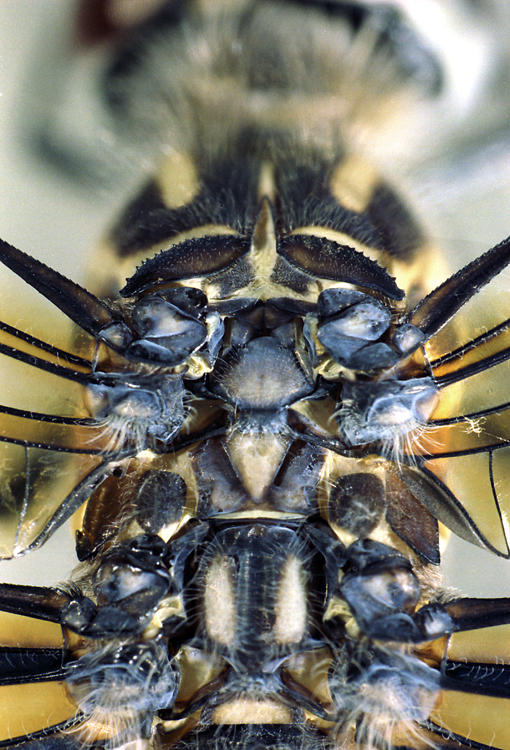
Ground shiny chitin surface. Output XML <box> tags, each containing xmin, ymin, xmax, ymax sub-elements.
<box><xmin>1</xmin><ymin>3</ymin><xmax>510</xmax><ymax>750</ymax></box>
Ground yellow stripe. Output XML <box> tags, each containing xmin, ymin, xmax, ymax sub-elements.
<box><xmin>0</xmin><ymin>611</ymin><xmax>63</xmax><ymax>648</ymax></box>
<box><xmin>0</xmin><ymin>681</ymin><xmax>77</xmax><ymax>741</ymax></box>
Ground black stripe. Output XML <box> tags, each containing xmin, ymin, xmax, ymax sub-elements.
<box><xmin>112</xmin><ymin>149</ymin><xmax>261</xmax><ymax>256</ymax></box>
<box><xmin>0</xmin><ymin>648</ymin><xmax>64</xmax><ymax>685</ymax></box>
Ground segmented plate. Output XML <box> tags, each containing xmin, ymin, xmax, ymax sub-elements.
<box><xmin>1</xmin><ymin>3</ymin><xmax>510</xmax><ymax>750</ymax></box>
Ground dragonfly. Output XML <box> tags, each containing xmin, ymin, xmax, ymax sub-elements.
<box><xmin>1</xmin><ymin>2</ymin><xmax>510</xmax><ymax>749</ymax></box>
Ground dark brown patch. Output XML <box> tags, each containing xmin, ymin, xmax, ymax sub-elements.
<box><xmin>385</xmin><ymin>471</ymin><xmax>440</xmax><ymax>564</ymax></box>
<box><xmin>279</xmin><ymin>235</ymin><xmax>404</xmax><ymax>299</ymax></box>
<box><xmin>121</xmin><ymin>236</ymin><xmax>251</xmax><ymax>296</ymax></box>
<box><xmin>366</xmin><ymin>184</ymin><xmax>425</xmax><ymax>261</ymax></box>
<box><xmin>329</xmin><ymin>472</ymin><xmax>385</xmax><ymax>537</ymax></box>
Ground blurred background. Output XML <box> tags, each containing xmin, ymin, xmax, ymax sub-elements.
<box><xmin>0</xmin><ymin>0</ymin><xmax>510</xmax><ymax>595</ymax></box>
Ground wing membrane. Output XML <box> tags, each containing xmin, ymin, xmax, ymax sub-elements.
<box><xmin>0</xmin><ymin>319</ymin><xmax>94</xmax><ymax>418</ymax></box>
<box><xmin>0</xmin><ymin>334</ymin><xmax>120</xmax><ymax>559</ymax></box>
<box><xmin>0</xmin><ymin>443</ymin><xmax>109</xmax><ymax>558</ymax></box>
<box><xmin>427</xmin><ymin>692</ymin><xmax>510</xmax><ymax>750</ymax></box>
<box><xmin>415</xmin><ymin>613</ymin><xmax>510</xmax><ymax>750</ymax></box>
<box><xmin>0</xmin><ymin>683</ymin><xmax>81</xmax><ymax>747</ymax></box>
<box><xmin>418</xmin><ymin>453</ymin><xmax>510</xmax><ymax>556</ymax></box>
<box><xmin>0</xmin><ymin>325</ymin><xmax>118</xmax><ymax>558</ymax></box>
<box><xmin>0</xmin><ymin>243</ymin><xmax>139</xmax><ymax>557</ymax></box>
<box><xmin>392</xmin><ymin>255</ymin><xmax>510</xmax><ymax>557</ymax></box>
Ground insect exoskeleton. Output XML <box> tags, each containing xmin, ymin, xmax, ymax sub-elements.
<box><xmin>2</xmin><ymin>83</ymin><xmax>510</xmax><ymax>750</ymax></box>
<box><xmin>3</xmin><ymin>3</ymin><xmax>510</xmax><ymax>750</ymax></box>
<box><xmin>25</xmin><ymin>140</ymin><xmax>487</xmax><ymax>749</ymax></box>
